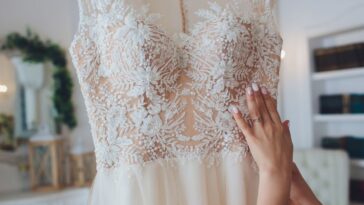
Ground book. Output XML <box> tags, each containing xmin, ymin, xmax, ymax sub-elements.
<box><xmin>357</xmin><ymin>43</ymin><xmax>364</xmax><ymax>66</ymax></box>
<box><xmin>350</xmin><ymin>180</ymin><xmax>364</xmax><ymax>202</ymax></box>
<box><xmin>314</xmin><ymin>48</ymin><xmax>339</xmax><ymax>72</ymax></box>
<box><xmin>337</xmin><ymin>44</ymin><xmax>360</xmax><ymax>69</ymax></box>
<box><xmin>321</xmin><ymin>136</ymin><xmax>364</xmax><ymax>159</ymax></box>
<box><xmin>320</xmin><ymin>94</ymin><xmax>364</xmax><ymax>114</ymax></box>
<box><xmin>350</xmin><ymin>94</ymin><xmax>364</xmax><ymax>113</ymax></box>
<box><xmin>320</xmin><ymin>95</ymin><xmax>346</xmax><ymax>114</ymax></box>
<box><xmin>314</xmin><ymin>42</ymin><xmax>364</xmax><ymax>72</ymax></box>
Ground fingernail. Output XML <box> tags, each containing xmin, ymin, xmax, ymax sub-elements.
<box><xmin>246</xmin><ymin>87</ymin><xmax>253</xmax><ymax>96</ymax></box>
<box><xmin>231</xmin><ymin>106</ymin><xmax>239</xmax><ymax>114</ymax></box>
<box><xmin>283</xmin><ymin>120</ymin><xmax>290</xmax><ymax>128</ymax></box>
<box><xmin>261</xmin><ymin>87</ymin><xmax>268</xmax><ymax>95</ymax></box>
<box><xmin>252</xmin><ymin>83</ymin><xmax>259</xmax><ymax>91</ymax></box>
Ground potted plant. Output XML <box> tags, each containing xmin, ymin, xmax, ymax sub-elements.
<box><xmin>1</xmin><ymin>29</ymin><xmax>77</xmax><ymax>134</ymax></box>
<box><xmin>0</xmin><ymin>114</ymin><xmax>15</xmax><ymax>151</ymax></box>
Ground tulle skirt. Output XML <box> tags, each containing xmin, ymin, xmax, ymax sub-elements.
<box><xmin>89</xmin><ymin>154</ymin><xmax>259</xmax><ymax>205</ymax></box>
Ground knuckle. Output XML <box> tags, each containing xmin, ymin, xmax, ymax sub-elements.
<box><xmin>274</xmin><ymin>122</ymin><xmax>282</xmax><ymax>129</ymax></box>
<box><xmin>236</xmin><ymin>120</ymin><xmax>244</xmax><ymax>128</ymax></box>
<box><xmin>266</xmin><ymin>96</ymin><xmax>274</xmax><ymax>105</ymax></box>
<box><xmin>236</xmin><ymin>119</ymin><xmax>248</xmax><ymax>130</ymax></box>
<box><xmin>276</xmin><ymin>125</ymin><xmax>284</xmax><ymax>134</ymax></box>
<box><xmin>270</xmin><ymin>124</ymin><xmax>283</xmax><ymax>136</ymax></box>
<box><xmin>249</xmin><ymin>107</ymin><xmax>260</xmax><ymax>117</ymax></box>
<box><xmin>264</xmin><ymin>123</ymin><xmax>274</xmax><ymax>135</ymax></box>
<box><xmin>267</xmin><ymin>101</ymin><xmax>274</xmax><ymax>109</ymax></box>
<box><xmin>254</xmin><ymin>95</ymin><xmax>263</xmax><ymax>103</ymax></box>
<box><xmin>234</xmin><ymin>113</ymin><xmax>242</xmax><ymax>120</ymax></box>
<box><xmin>267</xmin><ymin>101</ymin><xmax>275</xmax><ymax>111</ymax></box>
<box><xmin>256</xmin><ymin>101</ymin><xmax>264</xmax><ymax>111</ymax></box>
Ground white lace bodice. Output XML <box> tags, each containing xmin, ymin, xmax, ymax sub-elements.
<box><xmin>69</xmin><ymin>0</ymin><xmax>283</xmax><ymax>171</ymax></box>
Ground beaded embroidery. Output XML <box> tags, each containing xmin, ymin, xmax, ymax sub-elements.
<box><xmin>69</xmin><ymin>0</ymin><xmax>283</xmax><ymax>170</ymax></box>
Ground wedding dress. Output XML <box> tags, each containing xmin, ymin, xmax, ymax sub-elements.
<box><xmin>69</xmin><ymin>0</ymin><xmax>282</xmax><ymax>204</ymax></box>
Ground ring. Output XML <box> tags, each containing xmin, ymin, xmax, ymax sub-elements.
<box><xmin>250</xmin><ymin>116</ymin><xmax>262</xmax><ymax>124</ymax></box>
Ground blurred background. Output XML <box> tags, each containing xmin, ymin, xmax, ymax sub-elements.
<box><xmin>0</xmin><ymin>0</ymin><xmax>363</xmax><ymax>204</ymax></box>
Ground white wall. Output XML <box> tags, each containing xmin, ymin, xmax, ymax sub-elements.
<box><xmin>278</xmin><ymin>0</ymin><xmax>364</xmax><ymax>148</ymax></box>
<box><xmin>0</xmin><ymin>0</ymin><xmax>94</xmax><ymax>151</ymax></box>
<box><xmin>0</xmin><ymin>55</ymin><xmax>16</xmax><ymax>115</ymax></box>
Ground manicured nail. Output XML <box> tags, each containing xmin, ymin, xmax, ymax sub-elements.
<box><xmin>246</xmin><ymin>87</ymin><xmax>253</xmax><ymax>96</ymax></box>
<box><xmin>283</xmin><ymin>120</ymin><xmax>290</xmax><ymax>128</ymax></box>
<box><xmin>261</xmin><ymin>87</ymin><xmax>268</xmax><ymax>95</ymax></box>
<box><xmin>252</xmin><ymin>83</ymin><xmax>259</xmax><ymax>91</ymax></box>
<box><xmin>231</xmin><ymin>105</ymin><xmax>239</xmax><ymax>114</ymax></box>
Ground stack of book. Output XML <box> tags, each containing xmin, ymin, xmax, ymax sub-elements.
<box><xmin>320</xmin><ymin>94</ymin><xmax>364</xmax><ymax>114</ymax></box>
<box><xmin>321</xmin><ymin>136</ymin><xmax>364</xmax><ymax>159</ymax></box>
<box><xmin>351</xmin><ymin>180</ymin><xmax>364</xmax><ymax>203</ymax></box>
<box><xmin>321</xmin><ymin>136</ymin><xmax>364</xmax><ymax>203</ymax></box>
<box><xmin>314</xmin><ymin>42</ymin><xmax>364</xmax><ymax>72</ymax></box>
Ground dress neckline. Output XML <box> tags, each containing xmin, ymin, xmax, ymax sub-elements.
<box><xmin>78</xmin><ymin>0</ymin><xmax>282</xmax><ymax>43</ymax></box>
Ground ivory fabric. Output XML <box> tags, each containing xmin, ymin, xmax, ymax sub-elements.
<box><xmin>69</xmin><ymin>0</ymin><xmax>282</xmax><ymax>204</ymax></box>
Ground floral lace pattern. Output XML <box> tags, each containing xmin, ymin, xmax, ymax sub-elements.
<box><xmin>69</xmin><ymin>0</ymin><xmax>283</xmax><ymax>171</ymax></box>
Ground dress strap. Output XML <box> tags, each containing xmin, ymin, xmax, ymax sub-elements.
<box><xmin>78</xmin><ymin>0</ymin><xmax>96</xmax><ymax>17</ymax></box>
<box><xmin>77</xmin><ymin>0</ymin><xmax>117</xmax><ymax>19</ymax></box>
<box><xmin>251</xmin><ymin>0</ymin><xmax>277</xmax><ymax>15</ymax></box>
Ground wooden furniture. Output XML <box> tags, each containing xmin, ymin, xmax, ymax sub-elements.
<box><xmin>70</xmin><ymin>151</ymin><xmax>96</xmax><ymax>187</ymax></box>
<box><xmin>28</xmin><ymin>138</ymin><xmax>65</xmax><ymax>191</ymax></box>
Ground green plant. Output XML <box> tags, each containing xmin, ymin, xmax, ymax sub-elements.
<box><xmin>0</xmin><ymin>114</ymin><xmax>14</xmax><ymax>147</ymax></box>
<box><xmin>1</xmin><ymin>29</ymin><xmax>77</xmax><ymax>132</ymax></box>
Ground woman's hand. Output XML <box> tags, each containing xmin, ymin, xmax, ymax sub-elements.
<box><xmin>230</xmin><ymin>83</ymin><xmax>293</xmax><ymax>205</ymax></box>
<box><xmin>231</xmin><ymin>83</ymin><xmax>293</xmax><ymax>176</ymax></box>
<box><xmin>289</xmin><ymin>163</ymin><xmax>322</xmax><ymax>205</ymax></box>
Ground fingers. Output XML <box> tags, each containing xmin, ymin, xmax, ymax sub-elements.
<box><xmin>251</xmin><ymin>83</ymin><xmax>273</xmax><ymax>124</ymax></box>
<box><xmin>291</xmin><ymin>162</ymin><xmax>300</xmax><ymax>176</ymax></box>
<box><xmin>246</xmin><ymin>86</ymin><xmax>264</xmax><ymax>129</ymax></box>
<box><xmin>282</xmin><ymin>120</ymin><xmax>289</xmax><ymax>130</ymax></box>
<box><xmin>282</xmin><ymin>120</ymin><xmax>292</xmax><ymax>139</ymax></box>
<box><xmin>261</xmin><ymin>87</ymin><xmax>282</xmax><ymax>124</ymax></box>
<box><xmin>231</xmin><ymin>106</ymin><xmax>254</xmax><ymax>140</ymax></box>
<box><xmin>282</xmin><ymin>120</ymin><xmax>294</xmax><ymax>151</ymax></box>
<box><xmin>232</xmin><ymin>82</ymin><xmax>286</xmax><ymax>137</ymax></box>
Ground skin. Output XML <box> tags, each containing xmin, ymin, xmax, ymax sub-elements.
<box><xmin>289</xmin><ymin>163</ymin><xmax>322</xmax><ymax>205</ymax></box>
<box><xmin>230</xmin><ymin>83</ymin><xmax>321</xmax><ymax>205</ymax></box>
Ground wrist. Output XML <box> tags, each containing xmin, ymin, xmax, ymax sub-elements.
<box><xmin>257</xmin><ymin>166</ymin><xmax>292</xmax><ymax>205</ymax></box>
<box><xmin>259</xmin><ymin>167</ymin><xmax>292</xmax><ymax>186</ymax></box>
<box><xmin>259</xmin><ymin>164</ymin><xmax>292</xmax><ymax>180</ymax></box>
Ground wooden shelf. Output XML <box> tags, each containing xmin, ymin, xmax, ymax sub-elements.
<box><xmin>314</xmin><ymin>114</ymin><xmax>364</xmax><ymax>122</ymax></box>
<box><xmin>351</xmin><ymin>159</ymin><xmax>364</xmax><ymax>168</ymax></box>
<box><xmin>312</xmin><ymin>67</ymin><xmax>364</xmax><ymax>81</ymax></box>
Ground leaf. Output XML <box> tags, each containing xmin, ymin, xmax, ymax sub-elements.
<box><xmin>1</xmin><ymin>29</ymin><xmax>77</xmax><ymax>131</ymax></box>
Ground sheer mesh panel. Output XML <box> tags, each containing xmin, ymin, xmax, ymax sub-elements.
<box><xmin>69</xmin><ymin>0</ymin><xmax>282</xmax><ymax>170</ymax></box>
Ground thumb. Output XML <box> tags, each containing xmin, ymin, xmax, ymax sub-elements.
<box><xmin>282</xmin><ymin>120</ymin><xmax>291</xmax><ymax>137</ymax></box>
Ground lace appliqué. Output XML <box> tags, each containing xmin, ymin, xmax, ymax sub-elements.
<box><xmin>69</xmin><ymin>0</ymin><xmax>283</xmax><ymax>171</ymax></box>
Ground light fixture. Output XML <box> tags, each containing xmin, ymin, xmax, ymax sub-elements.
<box><xmin>0</xmin><ymin>84</ymin><xmax>8</xmax><ymax>93</ymax></box>
<box><xmin>281</xmin><ymin>50</ymin><xmax>286</xmax><ymax>60</ymax></box>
